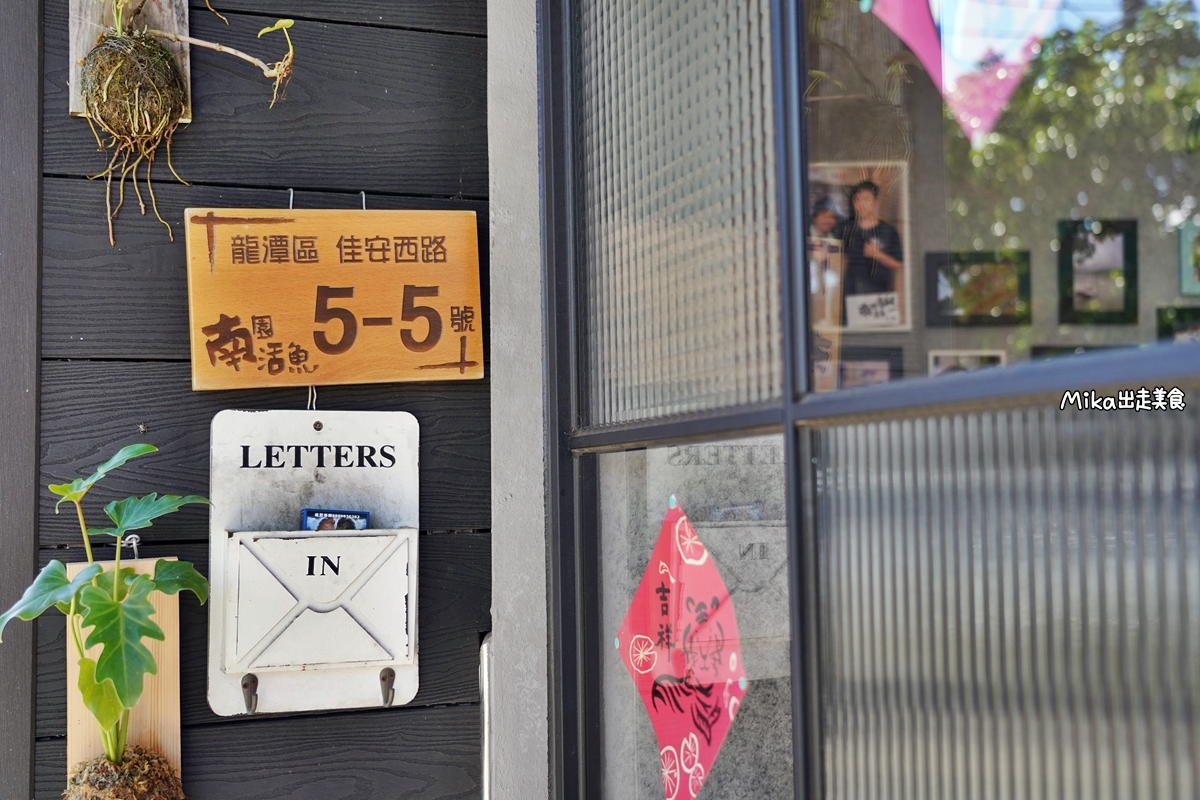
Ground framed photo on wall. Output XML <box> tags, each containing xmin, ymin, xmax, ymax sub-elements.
<box><xmin>839</xmin><ymin>346</ymin><xmax>903</xmax><ymax>388</ymax></box>
<box><xmin>1178</xmin><ymin>219</ymin><xmax>1200</xmax><ymax>296</ymax></box>
<box><xmin>1058</xmin><ymin>219</ymin><xmax>1138</xmax><ymax>324</ymax></box>
<box><xmin>925</xmin><ymin>250</ymin><xmax>1031</xmax><ymax>326</ymax></box>
<box><xmin>809</xmin><ymin>161</ymin><xmax>911</xmax><ymax>332</ymax></box>
<box><xmin>927</xmin><ymin>349</ymin><xmax>1006</xmax><ymax>376</ymax></box>
<box><xmin>1156</xmin><ymin>306</ymin><xmax>1200</xmax><ymax>342</ymax></box>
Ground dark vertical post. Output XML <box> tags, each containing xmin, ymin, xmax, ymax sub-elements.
<box><xmin>772</xmin><ymin>0</ymin><xmax>819</xmax><ymax>795</ymax></box>
<box><xmin>542</xmin><ymin>0</ymin><xmax>583</xmax><ymax>795</ymax></box>
<box><xmin>0</xmin><ymin>2</ymin><xmax>42</xmax><ymax>798</ymax></box>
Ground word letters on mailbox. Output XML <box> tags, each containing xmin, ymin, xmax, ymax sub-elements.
<box><xmin>208</xmin><ymin>409</ymin><xmax>419</xmax><ymax>716</ymax></box>
<box><xmin>185</xmin><ymin>208</ymin><xmax>483</xmax><ymax>390</ymax></box>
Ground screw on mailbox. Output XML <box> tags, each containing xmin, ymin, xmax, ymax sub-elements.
<box><xmin>242</xmin><ymin>673</ymin><xmax>259</xmax><ymax>714</ymax></box>
<box><xmin>313</xmin><ymin>421</ymin><xmax>323</xmax><ymax>431</ymax></box>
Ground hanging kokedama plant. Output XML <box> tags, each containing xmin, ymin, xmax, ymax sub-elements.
<box><xmin>82</xmin><ymin>0</ymin><xmax>295</xmax><ymax>245</ymax></box>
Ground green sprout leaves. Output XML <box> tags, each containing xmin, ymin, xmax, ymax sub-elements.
<box><xmin>0</xmin><ymin>561</ymin><xmax>102</xmax><ymax>642</ymax></box>
<box><xmin>256</xmin><ymin>19</ymin><xmax>296</xmax><ymax>107</ymax></box>
<box><xmin>90</xmin><ymin>493</ymin><xmax>210</xmax><ymax>540</ymax></box>
<box><xmin>257</xmin><ymin>18</ymin><xmax>294</xmax><ymax>37</ymax></box>
<box><xmin>48</xmin><ymin>443</ymin><xmax>158</xmax><ymax>511</ymax></box>
<box><xmin>0</xmin><ymin>443</ymin><xmax>210</xmax><ymax>763</ymax></box>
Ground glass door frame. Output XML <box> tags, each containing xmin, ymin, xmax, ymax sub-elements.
<box><xmin>539</xmin><ymin>0</ymin><xmax>1200</xmax><ymax>797</ymax></box>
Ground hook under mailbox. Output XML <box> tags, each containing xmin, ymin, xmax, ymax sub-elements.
<box><xmin>242</xmin><ymin>673</ymin><xmax>259</xmax><ymax>714</ymax></box>
<box><xmin>380</xmin><ymin>667</ymin><xmax>396</xmax><ymax>707</ymax></box>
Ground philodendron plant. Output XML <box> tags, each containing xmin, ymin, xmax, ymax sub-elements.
<box><xmin>0</xmin><ymin>444</ymin><xmax>208</xmax><ymax>764</ymax></box>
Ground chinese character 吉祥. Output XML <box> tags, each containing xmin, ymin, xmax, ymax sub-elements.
<box><xmin>655</xmin><ymin>581</ymin><xmax>671</xmax><ymax>616</ymax></box>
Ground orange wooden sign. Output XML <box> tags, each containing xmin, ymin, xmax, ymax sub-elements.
<box><xmin>185</xmin><ymin>208</ymin><xmax>483</xmax><ymax>390</ymax></box>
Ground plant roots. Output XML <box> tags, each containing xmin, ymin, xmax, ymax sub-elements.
<box><xmin>81</xmin><ymin>31</ymin><xmax>188</xmax><ymax>246</ymax></box>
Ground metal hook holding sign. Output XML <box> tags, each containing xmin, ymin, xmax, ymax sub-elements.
<box><xmin>361</xmin><ymin>191</ymin><xmax>367</xmax><ymax>210</ymax></box>
<box><xmin>121</xmin><ymin>534</ymin><xmax>141</xmax><ymax>561</ymax></box>
<box><xmin>241</xmin><ymin>673</ymin><xmax>259</xmax><ymax>714</ymax></box>
<box><xmin>288</xmin><ymin>188</ymin><xmax>294</xmax><ymax>210</ymax></box>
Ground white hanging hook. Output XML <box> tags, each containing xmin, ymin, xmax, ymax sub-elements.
<box><xmin>288</xmin><ymin>188</ymin><xmax>294</xmax><ymax>210</ymax></box>
<box><xmin>307</xmin><ymin>385</ymin><xmax>317</xmax><ymax>410</ymax></box>
<box><xmin>123</xmin><ymin>534</ymin><xmax>141</xmax><ymax>561</ymax></box>
<box><xmin>361</xmin><ymin>191</ymin><xmax>367</xmax><ymax>210</ymax></box>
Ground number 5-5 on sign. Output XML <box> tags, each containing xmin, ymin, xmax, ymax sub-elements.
<box><xmin>184</xmin><ymin>208</ymin><xmax>483</xmax><ymax>390</ymax></box>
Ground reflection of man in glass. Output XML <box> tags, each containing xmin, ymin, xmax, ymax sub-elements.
<box><xmin>841</xmin><ymin>180</ymin><xmax>903</xmax><ymax>297</ymax></box>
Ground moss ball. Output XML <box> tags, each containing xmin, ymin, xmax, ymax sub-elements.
<box><xmin>64</xmin><ymin>746</ymin><xmax>186</xmax><ymax>800</ymax></box>
<box><xmin>81</xmin><ymin>32</ymin><xmax>187</xmax><ymax>144</ymax></box>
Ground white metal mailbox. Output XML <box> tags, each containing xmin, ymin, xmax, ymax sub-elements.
<box><xmin>208</xmin><ymin>410</ymin><xmax>420</xmax><ymax>716</ymax></box>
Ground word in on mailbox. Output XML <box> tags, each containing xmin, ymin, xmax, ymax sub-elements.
<box><xmin>185</xmin><ymin>208</ymin><xmax>483</xmax><ymax>390</ymax></box>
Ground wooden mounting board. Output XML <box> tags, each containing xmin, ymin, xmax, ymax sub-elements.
<box><xmin>65</xmin><ymin>558</ymin><xmax>181</xmax><ymax>779</ymax></box>
<box><xmin>69</xmin><ymin>0</ymin><xmax>192</xmax><ymax>123</ymax></box>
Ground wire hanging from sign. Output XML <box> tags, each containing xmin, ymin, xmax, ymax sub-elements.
<box><xmin>288</xmin><ymin>187</ymin><xmax>319</xmax><ymax>411</ymax></box>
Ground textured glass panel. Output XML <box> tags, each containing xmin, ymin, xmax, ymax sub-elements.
<box><xmin>815</xmin><ymin>402</ymin><xmax>1200</xmax><ymax>799</ymax></box>
<box><xmin>804</xmin><ymin>0</ymin><xmax>1200</xmax><ymax>392</ymax></box>
<box><xmin>574</xmin><ymin>0</ymin><xmax>781</xmax><ymax>425</ymax></box>
<box><xmin>599</xmin><ymin>436</ymin><xmax>793</xmax><ymax>798</ymax></box>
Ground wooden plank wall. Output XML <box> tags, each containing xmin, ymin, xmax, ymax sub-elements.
<box><xmin>35</xmin><ymin>2</ymin><xmax>489</xmax><ymax>798</ymax></box>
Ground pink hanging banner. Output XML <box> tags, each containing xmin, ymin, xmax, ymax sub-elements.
<box><xmin>868</xmin><ymin>0</ymin><xmax>1061</xmax><ymax>142</ymax></box>
<box><xmin>616</xmin><ymin>499</ymin><xmax>747</xmax><ymax>800</ymax></box>
<box><xmin>870</xmin><ymin>0</ymin><xmax>943</xmax><ymax>89</ymax></box>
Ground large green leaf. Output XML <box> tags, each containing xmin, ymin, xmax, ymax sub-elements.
<box><xmin>77</xmin><ymin>657</ymin><xmax>126</xmax><ymax>728</ymax></box>
<box><xmin>152</xmin><ymin>560</ymin><xmax>209</xmax><ymax>604</ymax></box>
<box><xmin>94</xmin><ymin>567</ymin><xmax>138</xmax><ymax>603</ymax></box>
<box><xmin>90</xmin><ymin>493</ymin><xmax>209</xmax><ymax>539</ymax></box>
<box><xmin>0</xmin><ymin>561</ymin><xmax>102</xmax><ymax>642</ymax></box>
<box><xmin>79</xmin><ymin>576</ymin><xmax>164</xmax><ymax>709</ymax></box>
<box><xmin>47</xmin><ymin>444</ymin><xmax>158</xmax><ymax>511</ymax></box>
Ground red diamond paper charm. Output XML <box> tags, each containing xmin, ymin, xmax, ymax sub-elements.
<box><xmin>616</xmin><ymin>497</ymin><xmax>747</xmax><ymax>800</ymax></box>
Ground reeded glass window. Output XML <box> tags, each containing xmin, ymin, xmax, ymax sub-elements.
<box><xmin>573</xmin><ymin>0</ymin><xmax>781</xmax><ymax>425</ymax></box>
<box><xmin>599</xmin><ymin>436</ymin><xmax>794</xmax><ymax>798</ymax></box>
<box><xmin>805</xmin><ymin>0</ymin><xmax>1200</xmax><ymax>390</ymax></box>
<box><xmin>814</xmin><ymin>403</ymin><xmax>1200</xmax><ymax>798</ymax></box>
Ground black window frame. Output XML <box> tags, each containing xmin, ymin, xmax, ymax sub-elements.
<box><xmin>540</xmin><ymin>0</ymin><xmax>1200</xmax><ymax>798</ymax></box>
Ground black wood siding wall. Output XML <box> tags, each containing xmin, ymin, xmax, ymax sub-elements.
<box><xmin>34</xmin><ymin>3</ymin><xmax>490</xmax><ymax>798</ymax></box>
